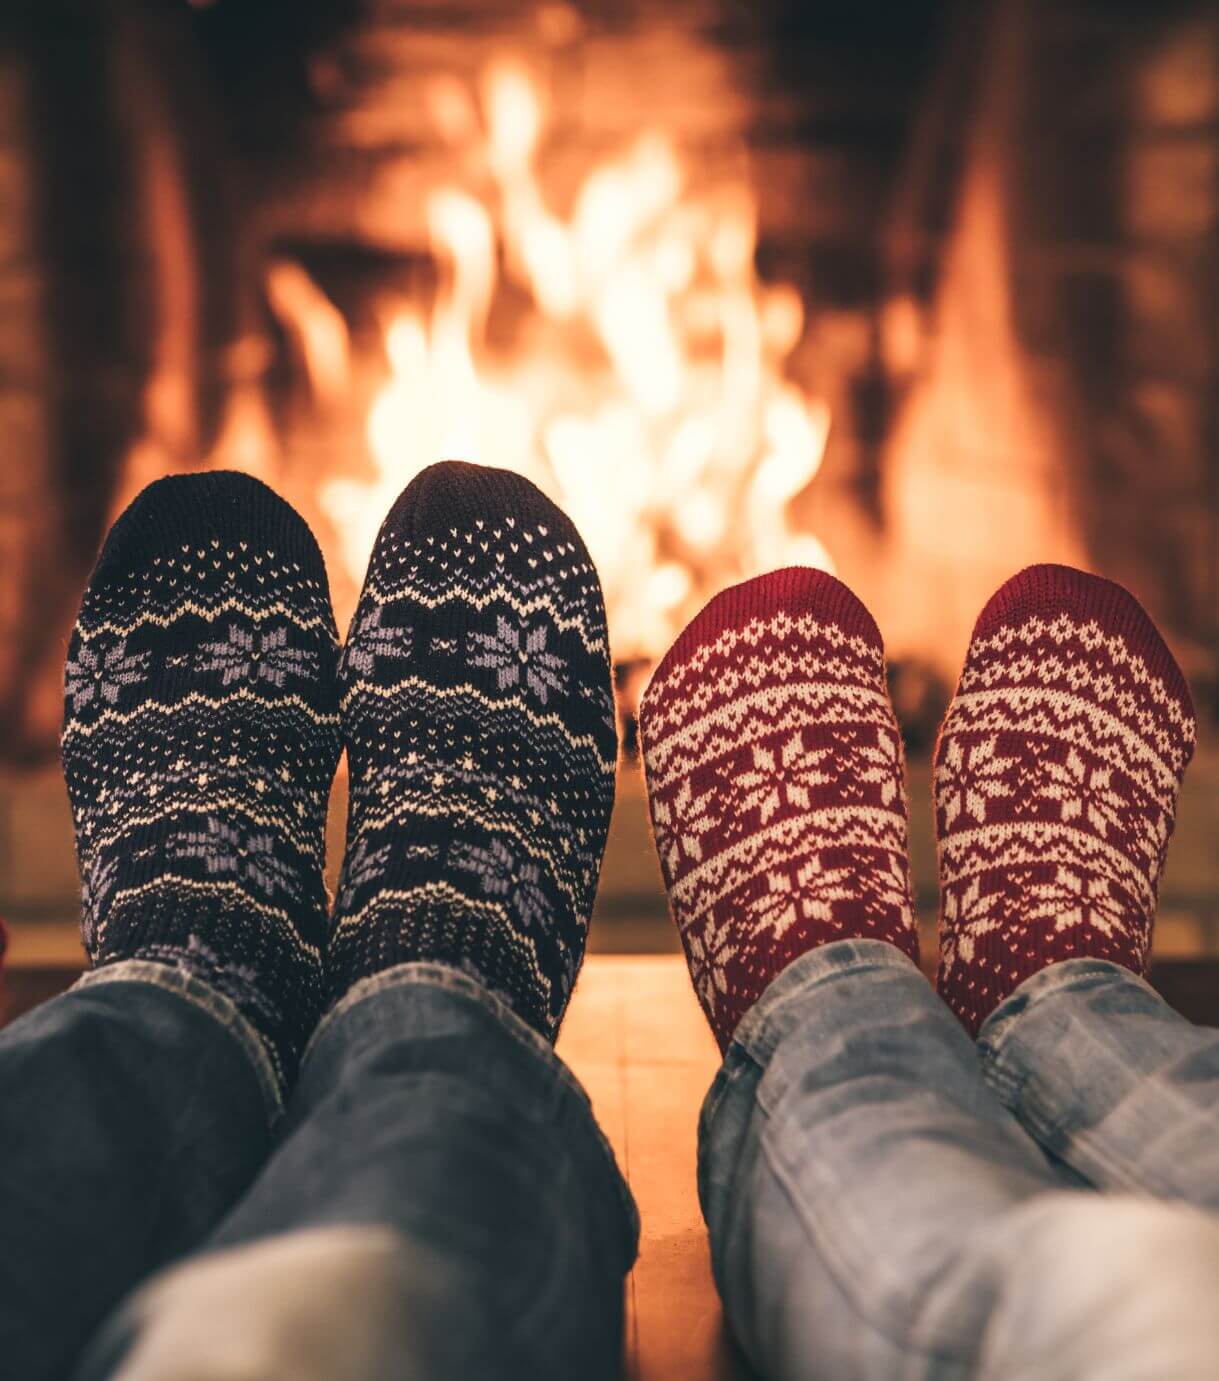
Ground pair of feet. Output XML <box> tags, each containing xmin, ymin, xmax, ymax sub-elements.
<box><xmin>62</xmin><ymin>463</ymin><xmax>616</xmax><ymax>1088</ymax></box>
<box><xmin>640</xmin><ymin>561</ymin><xmax>1196</xmax><ymax>1049</ymax></box>
<box><xmin>62</xmin><ymin>460</ymin><xmax>1196</xmax><ymax>1085</ymax></box>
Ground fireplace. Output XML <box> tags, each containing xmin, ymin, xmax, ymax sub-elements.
<box><xmin>1</xmin><ymin>0</ymin><xmax>1216</xmax><ymax>949</ymax></box>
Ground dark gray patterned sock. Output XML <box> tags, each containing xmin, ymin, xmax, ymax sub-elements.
<box><xmin>331</xmin><ymin>461</ymin><xmax>618</xmax><ymax>1040</ymax></box>
<box><xmin>61</xmin><ymin>472</ymin><xmax>342</xmax><ymax>1088</ymax></box>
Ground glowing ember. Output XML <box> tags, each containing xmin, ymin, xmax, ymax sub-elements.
<box><xmin>320</xmin><ymin>58</ymin><xmax>832</xmax><ymax>666</ymax></box>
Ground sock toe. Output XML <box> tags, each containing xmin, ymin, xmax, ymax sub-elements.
<box><xmin>62</xmin><ymin>472</ymin><xmax>342</xmax><ymax>1087</ymax></box>
<box><xmin>935</xmin><ymin>565</ymin><xmax>1196</xmax><ymax>1034</ymax></box>
<box><xmin>972</xmin><ymin>564</ymin><xmax>1193</xmax><ymax>713</ymax></box>
<box><xmin>641</xmin><ymin>568</ymin><xmax>916</xmax><ymax>1052</ymax></box>
<box><xmin>92</xmin><ymin>471</ymin><xmax>327</xmax><ymax>581</ymax></box>
<box><xmin>331</xmin><ymin>461</ymin><xmax>616</xmax><ymax>1039</ymax></box>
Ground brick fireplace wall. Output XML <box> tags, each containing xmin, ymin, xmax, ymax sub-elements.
<box><xmin>0</xmin><ymin>0</ymin><xmax>1216</xmax><ymax>766</ymax></box>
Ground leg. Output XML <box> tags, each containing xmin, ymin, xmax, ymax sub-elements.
<box><xmin>701</xmin><ymin>940</ymin><xmax>1219</xmax><ymax>1381</ymax></box>
<box><xmin>0</xmin><ymin>964</ymin><xmax>277</xmax><ymax>1381</ymax></box>
<box><xmin>979</xmin><ymin>958</ymin><xmax>1219</xmax><ymax>1203</ymax></box>
<box><xmin>932</xmin><ymin>565</ymin><xmax>1214</xmax><ymax>1198</ymax></box>
<box><xmin>641</xmin><ymin>568</ymin><xmax>1219</xmax><ymax>1379</ymax></box>
<box><xmin>1</xmin><ymin>470</ymin><xmax>341</xmax><ymax>1377</ymax></box>
<box><xmin>933</xmin><ymin>563</ymin><xmax>1195</xmax><ymax>1035</ymax></box>
<box><xmin>76</xmin><ymin>966</ymin><xmax>637</xmax><ymax>1381</ymax></box>
<box><xmin>61</xmin><ymin>472</ymin><xmax>342</xmax><ymax>1086</ymax></box>
<box><xmin>78</xmin><ymin>462</ymin><xmax>632</xmax><ymax>1379</ymax></box>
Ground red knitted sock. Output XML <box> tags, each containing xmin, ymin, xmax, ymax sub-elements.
<box><xmin>639</xmin><ymin>568</ymin><xmax>918</xmax><ymax>1052</ymax></box>
<box><xmin>935</xmin><ymin>564</ymin><xmax>1196</xmax><ymax>1034</ymax></box>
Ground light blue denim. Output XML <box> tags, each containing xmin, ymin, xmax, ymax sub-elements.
<box><xmin>979</xmin><ymin>957</ymin><xmax>1219</xmax><ymax>1204</ymax></box>
<box><xmin>700</xmin><ymin>940</ymin><xmax>1219</xmax><ymax>1381</ymax></box>
<box><xmin>76</xmin><ymin>961</ymin><xmax>637</xmax><ymax>1381</ymax></box>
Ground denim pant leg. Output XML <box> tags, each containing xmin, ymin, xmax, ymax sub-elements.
<box><xmin>0</xmin><ymin>961</ymin><xmax>280</xmax><ymax>1381</ymax></box>
<box><xmin>978</xmin><ymin>957</ymin><xmax>1219</xmax><ymax>1203</ymax></box>
<box><xmin>700</xmin><ymin>939</ymin><xmax>1219</xmax><ymax>1381</ymax></box>
<box><xmin>80</xmin><ymin>962</ymin><xmax>639</xmax><ymax>1381</ymax></box>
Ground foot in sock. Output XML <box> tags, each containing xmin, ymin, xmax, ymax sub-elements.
<box><xmin>639</xmin><ymin>567</ymin><xmax>918</xmax><ymax>1052</ymax></box>
<box><xmin>935</xmin><ymin>564</ymin><xmax>1196</xmax><ymax>1034</ymax></box>
<box><xmin>61</xmin><ymin>473</ymin><xmax>342</xmax><ymax>1086</ymax></box>
<box><xmin>330</xmin><ymin>461</ymin><xmax>617</xmax><ymax>1040</ymax></box>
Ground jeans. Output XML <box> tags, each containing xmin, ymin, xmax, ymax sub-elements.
<box><xmin>701</xmin><ymin>939</ymin><xmax>1219</xmax><ymax>1381</ymax></box>
<box><xmin>0</xmin><ymin>960</ymin><xmax>637</xmax><ymax>1381</ymax></box>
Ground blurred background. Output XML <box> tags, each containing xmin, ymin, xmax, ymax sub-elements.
<box><xmin>1</xmin><ymin>0</ymin><xmax>1217</xmax><ymax>985</ymax></box>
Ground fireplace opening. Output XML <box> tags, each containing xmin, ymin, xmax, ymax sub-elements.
<box><xmin>1</xmin><ymin>0</ymin><xmax>1216</xmax><ymax>957</ymax></box>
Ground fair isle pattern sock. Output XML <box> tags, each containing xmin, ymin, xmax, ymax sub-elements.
<box><xmin>61</xmin><ymin>473</ymin><xmax>342</xmax><ymax>1087</ymax></box>
<box><xmin>330</xmin><ymin>461</ymin><xmax>617</xmax><ymax>1041</ymax></box>
<box><xmin>639</xmin><ymin>568</ymin><xmax>918</xmax><ymax>1052</ymax></box>
<box><xmin>935</xmin><ymin>564</ymin><xmax>1196</xmax><ymax>1034</ymax></box>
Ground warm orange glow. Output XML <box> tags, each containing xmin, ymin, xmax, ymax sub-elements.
<box><xmin>265</xmin><ymin>259</ymin><xmax>351</xmax><ymax>407</ymax></box>
<box><xmin>321</xmin><ymin>58</ymin><xmax>832</xmax><ymax>665</ymax></box>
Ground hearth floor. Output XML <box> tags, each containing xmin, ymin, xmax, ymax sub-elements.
<box><xmin>1</xmin><ymin>952</ymin><xmax>748</xmax><ymax>1379</ymax></box>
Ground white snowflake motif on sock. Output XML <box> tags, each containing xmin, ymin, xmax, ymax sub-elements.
<box><xmin>684</xmin><ymin>913</ymin><xmax>736</xmax><ymax>1018</ymax></box>
<box><xmin>1137</xmin><ymin>808</ymin><xmax>1171</xmax><ymax>882</ymax></box>
<box><xmin>342</xmin><ymin>606</ymin><xmax>413</xmax><ymax>677</ymax></box>
<box><xmin>866</xmin><ymin>853</ymin><xmax>916</xmax><ymax>932</ymax></box>
<box><xmin>652</xmin><ymin>779</ymin><xmax>720</xmax><ymax>874</ymax></box>
<box><xmin>197</xmin><ymin>625</ymin><xmax>317</xmax><ymax>689</ymax></box>
<box><xmin>336</xmin><ymin>835</ymin><xmax>392</xmax><ymax>911</ymax></box>
<box><xmin>167</xmin><ymin>817</ymin><xmax>301</xmax><ymax>901</ymax></box>
<box><xmin>64</xmin><ymin>637</ymin><xmax>150</xmax><ymax>712</ymax></box>
<box><xmin>936</xmin><ymin>736</ymin><xmax>1017</xmax><ymax>828</ymax></box>
<box><xmin>1028</xmin><ymin>867</ymin><xmax>1129</xmax><ymax>939</ymax></box>
<box><xmin>746</xmin><ymin>853</ymin><xmax>855</xmax><ymax>941</ymax></box>
<box><xmin>857</xmin><ymin>727</ymin><xmax>903</xmax><ymax>806</ymax></box>
<box><xmin>731</xmin><ymin>731</ymin><xmax>833</xmax><ymax>825</ymax></box>
<box><xmin>940</xmin><ymin>877</ymin><xmax>1004</xmax><ymax>973</ymax></box>
<box><xmin>449</xmin><ymin>837</ymin><xmax>556</xmax><ymax>933</ymax></box>
<box><xmin>468</xmin><ymin>616</ymin><xmax>567</xmax><ymax>704</ymax></box>
<box><xmin>80</xmin><ymin>853</ymin><xmax>119</xmax><ymax>949</ymax></box>
<box><xmin>1038</xmin><ymin>749</ymin><xmax>1127</xmax><ymax>837</ymax></box>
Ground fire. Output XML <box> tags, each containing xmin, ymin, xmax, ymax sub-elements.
<box><xmin>320</xmin><ymin>58</ymin><xmax>832</xmax><ymax>668</ymax></box>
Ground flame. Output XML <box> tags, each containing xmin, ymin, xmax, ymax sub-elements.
<box><xmin>321</xmin><ymin>57</ymin><xmax>832</xmax><ymax>668</ymax></box>
<box><xmin>265</xmin><ymin>259</ymin><xmax>351</xmax><ymax>407</ymax></box>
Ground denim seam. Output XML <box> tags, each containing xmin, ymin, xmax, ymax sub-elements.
<box><xmin>978</xmin><ymin>957</ymin><xmax>1156</xmax><ymax>1055</ymax></box>
<box><xmin>699</xmin><ymin>1049</ymin><xmax>761</xmax><ymax>1136</ymax></box>
<box><xmin>308</xmin><ymin>961</ymin><xmax>555</xmax><ymax>1067</ymax></box>
<box><xmin>981</xmin><ymin>1031</ymin><xmax>1172</xmax><ymax>1199</ymax></box>
<box><xmin>977</xmin><ymin>960</ymin><xmax>1182</xmax><ymax>1197</ymax></box>
<box><xmin>308</xmin><ymin>961</ymin><xmax>640</xmax><ymax>1250</ymax></box>
<box><xmin>750</xmin><ymin>970</ymin><xmax>924</xmax><ymax>1122</ymax></box>
<box><xmin>73</xmin><ymin>960</ymin><xmax>283</xmax><ymax>1122</ymax></box>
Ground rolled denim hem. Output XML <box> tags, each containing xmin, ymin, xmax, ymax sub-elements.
<box><xmin>700</xmin><ymin>938</ymin><xmax>925</xmax><ymax>1148</ymax></box>
<box><xmin>730</xmin><ymin>937</ymin><xmax>924</xmax><ymax>1067</ymax></box>
<box><xmin>976</xmin><ymin>956</ymin><xmax>1150</xmax><ymax>1098</ymax></box>
<box><xmin>697</xmin><ymin>938</ymin><xmax>997</xmax><ymax>1375</ymax></box>
<box><xmin>307</xmin><ymin>960</ymin><xmax>640</xmax><ymax>1248</ymax></box>
<box><xmin>73</xmin><ymin>960</ymin><xmax>283</xmax><ymax>1122</ymax></box>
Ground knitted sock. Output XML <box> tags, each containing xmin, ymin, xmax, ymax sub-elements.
<box><xmin>61</xmin><ymin>472</ymin><xmax>342</xmax><ymax>1086</ymax></box>
<box><xmin>639</xmin><ymin>567</ymin><xmax>918</xmax><ymax>1052</ymax></box>
<box><xmin>935</xmin><ymin>564</ymin><xmax>1196</xmax><ymax>1034</ymax></box>
<box><xmin>330</xmin><ymin>461</ymin><xmax>617</xmax><ymax>1040</ymax></box>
